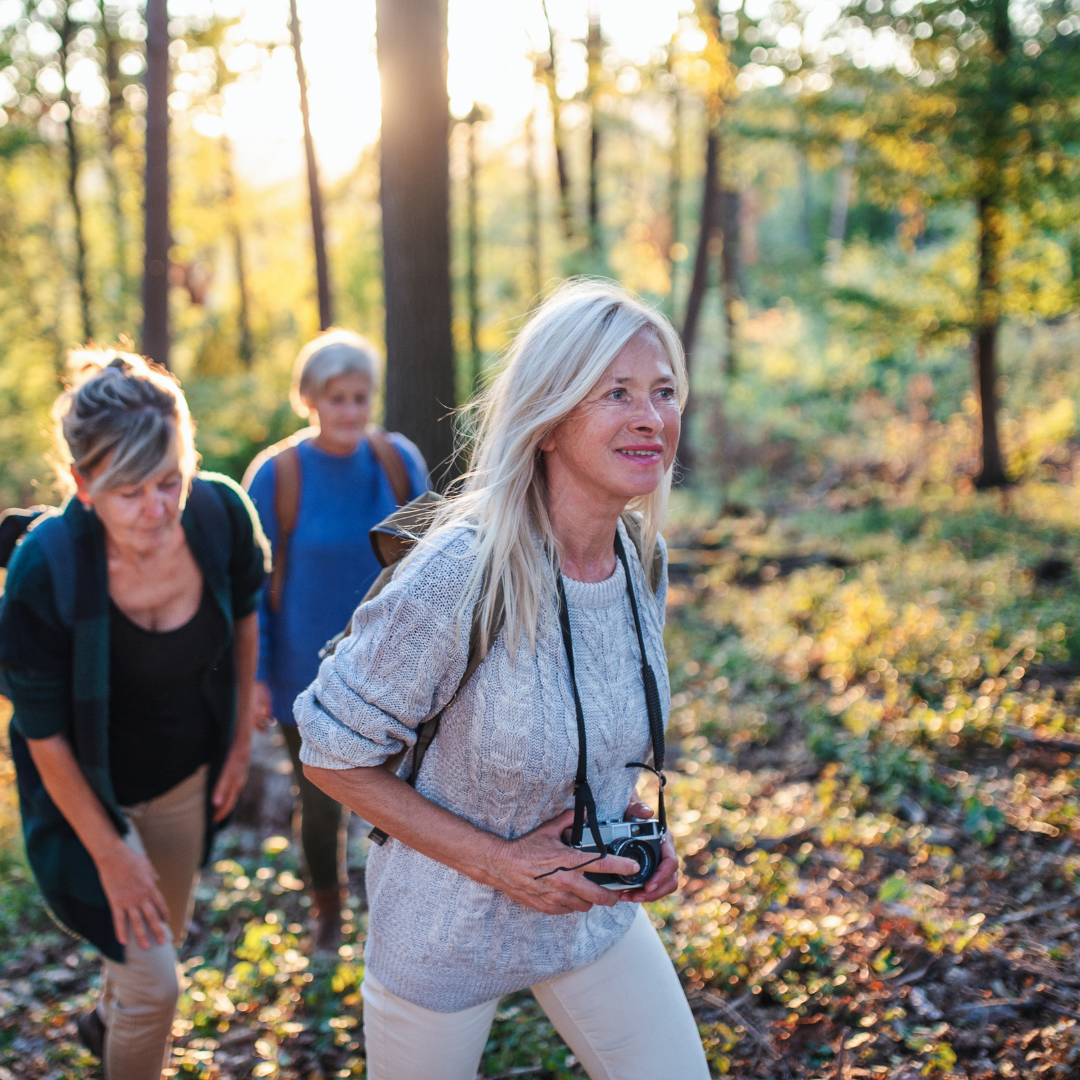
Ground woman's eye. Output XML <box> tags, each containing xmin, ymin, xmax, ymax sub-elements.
<box><xmin>657</xmin><ymin>386</ymin><xmax>676</xmax><ymax>400</ymax></box>
<box><xmin>609</xmin><ymin>388</ymin><xmax>626</xmax><ymax>400</ymax></box>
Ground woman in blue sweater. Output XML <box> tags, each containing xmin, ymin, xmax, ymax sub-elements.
<box><xmin>244</xmin><ymin>330</ymin><xmax>427</xmax><ymax>950</ymax></box>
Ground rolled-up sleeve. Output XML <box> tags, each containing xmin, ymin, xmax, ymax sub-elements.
<box><xmin>294</xmin><ymin>528</ymin><xmax>479</xmax><ymax>770</ymax></box>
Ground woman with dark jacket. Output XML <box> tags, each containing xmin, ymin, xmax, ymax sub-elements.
<box><xmin>0</xmin><ymin>350</ymin><xmax>269</xmax><ymax>1080</ymax></box>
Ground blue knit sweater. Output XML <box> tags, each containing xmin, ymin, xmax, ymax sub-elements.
<box><xmin>246</xmin><ymin>432</ymin><xmax>428</xmax><ymax>726</ymax></box>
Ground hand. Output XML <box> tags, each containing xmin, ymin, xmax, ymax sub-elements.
<box><xmin>212</xmin><ymin>742</ymin><xmax>250</xmax><ymax>823</ymax></box>
<box><xmin>95</xmin><ymin>840</ymin><xmax>170</xmax><ymax>950</ymax></box>
<box><xmin>479</xmin><ymin>809</ymin><xmax>643</xmax><ymax>915</ymax></box>
<box><xmin>618</xmin><ymin>800</ymin><xmax>679</xmax><ymax>904</ymax></box>
<box><xmin>252</xmin><ymin>680</ymin><xmax>275</xmax><ymax>733</ymax></box>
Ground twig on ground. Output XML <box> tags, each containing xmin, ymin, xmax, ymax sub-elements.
<box><xmin>695</xmin><ymin>989</ymin><xmax>782</xmax><ymax>1060</ymax></box>
<box><xmin>991</xmin><ymin>890</ymin><xmax>1080</xmax><ymax>925</ymax></box>
<box><xmin>1003</xmin><ymin>725</ymin><xmax>1080</xmax><ymax>754</ymax></box>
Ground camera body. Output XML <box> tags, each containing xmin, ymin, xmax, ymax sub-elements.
<box><xmin>571</xmin><ymin>818</ymin><xmax>665</xmax><ymax>891</ymax></box>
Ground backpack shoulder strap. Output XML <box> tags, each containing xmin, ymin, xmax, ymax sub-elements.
<box><xmin>366</xmin><ymin>425</ymin><xmax>412</xmax><ymax>507</ymax></box>
<box><xmin>0</xmin><ymin>506</ymin><xmax>47</xmax><ymax>569</ymax></box>
<box><xmin>27</xmin><ymin>512</ymin><xmax>76</xmax><ymax>629</ymax></box>
<box><xmin>620</xmin><ymin>512</ymin><xmax>664</xmax><ymax>596</ymax></box>
<box><xmin>268</xmin><ymin>446</ymin><xmax>301</xmax><ymax>613</ymax></box>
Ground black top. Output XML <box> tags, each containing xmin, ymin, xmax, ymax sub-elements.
<box><xmin>108</xmin><ymin>584</ymin><xmax>228</xmax><ymax>806</ymax></box>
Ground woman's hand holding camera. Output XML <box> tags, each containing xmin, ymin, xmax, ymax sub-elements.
<box><xmin>481</xmin><ymin>808</ymin><xmax>643</xmax><ymax>915</ymax></box>
<box><xmin>617</xmin><ymin>799</ymin><xmax>679</xmax><ymax>904</ymax></box>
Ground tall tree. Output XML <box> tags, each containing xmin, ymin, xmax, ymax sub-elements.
<box><xmin>463</xmin><ymin>102</ymin><xmax>487</xmax><ymax>391</ymax></box>
<box><xmin>376</xmin><ymin>0</ymin><xmax>456</xmax><ymax>481</ymax></box>
<box><xmin>98</xmin><ymin>0</ymin><xmax>131</xmax><ymax>324</ymax></box>
<box><xmin>57</xmin><ymin>2</ymin><xmax>92</xmax><ymax>342</ymax></box>
<box><xmin>826</xmin><ymin>138</ymin><xmax>857</xmax><ymax>262</ymax></box>
<box><xmin>526</xmin><ymin>99</ymin><xmax>542</xmax><ymax>302</ymax></box>
<box><xmin>665</xmin><ymin>37</ymin><xmax>683</xmax><ymax>317</ymax></box>
<box><xmin>678</xmin><ymin>1</ymin><xmax>735</xmax><ymax>474</ymax></box>
<box><xmin>842</xmin><ymin>0</ymin><xmax>1080</xmax><ymax>487</ymax></box>
<box><xmin>539</xmin><ymin>2</ymin><xmax>573</xmax><ymax>241</ymax></box>
<box><xmin>289</xmin><ymin>0</ymin><xmax>332</xmax><ymax>331</ymax></box>
<box><xmin>142</xmin><ymin>0</ymin><xmax>170</xmax><ymax>368</ymax></box>
<box><xmin>584</xmin><ymin>5</ymin><xmax>603</xmax><ymax>254</ymax></box>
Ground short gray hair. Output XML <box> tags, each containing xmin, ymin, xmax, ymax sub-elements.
<box><xmin>290</xmin><ymin>328</ymin><xmax>383</xmax><ymax>417</ymax></box>
<box><xmin>52</xmin><ymin>348</ymin><xmax>198</xmax><ymax>495</ymax></box>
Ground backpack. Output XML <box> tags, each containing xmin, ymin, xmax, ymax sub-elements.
<box><xmin>242</xmin><ymin>425</ymin><xmax>412</xmax><ymax>613</ymax></box>
<box><xmin>323</xmin><ymin>492</ymin><xmax>665</xmax><ymax>841</ymax></box>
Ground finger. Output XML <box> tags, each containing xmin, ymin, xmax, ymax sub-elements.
<box><xmin>113</xmin><ymin>906</ymin><xmax>128</xmax><ymax>947</ymax></box>
<box><xmin>130</xmin><ymin>907</ymin><xmax>152</xmax><ymax>951</ymax></box>
<box><xmin>151</xmin><ymin>885</ymin><xmax>170</xmax><ymax>924</ymax></box>
<box><xmin>143</xmin><ymin>900</ymin><xmax>169</xmax><ymax>947</ymax></box>
<box><xmin>624</xmin><ymin>802</ymin><xmax>652</xmax><ymax>820</ymax></box>
<box><xmin>591</xmin><ymin>853</ymin><xmax>642</xmax><ymax>877</ymax></box>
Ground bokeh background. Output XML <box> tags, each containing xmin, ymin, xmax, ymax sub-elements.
<box><xmin>1</xmin><ymin>1</ymin><xmax>1080</xmax><ymax>1077</ymax></box>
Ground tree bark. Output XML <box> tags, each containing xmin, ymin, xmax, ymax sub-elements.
<box><xmin>666</xmin><ymin>44</ymin><xmax>682</xmax><ymax>317</ymax></box>
<box><xmin>719</xmin><ymin>188</ymin><xmax>740</xmax><ymax>377</ymax></box>
<box><xmin>526</xmin><ymin>102</ymin><xmax>542</xmax><ymax>301</ymax></box>
<box><xmin>465</xmin><ymin>106</ymin><xmax>482</xmax><ymax>391</ymax></box>
<box><xmin>826</xmin><ymin>138</ymin><xmax>857</xmax><ymax>263</ymax></box>
<box><xmin>585</xmin><ymin>8</ymin><xmax>602</xmax><ymax>254</ymax></box>
<box><xmin>377</xmin><ymin>0</ymin><xmax>456</xmax><ymax>484</ymax></box>
<box><xmin>222</xmin><ymin>136</ymin><xmax>253</xmax><ymax>366</ymax></box>
<box><xmin>59</xmin><ymin>4</ymin><xmax>92</xmax><ymax>342</ymax></box>
<box><xmin>541</xmin><ymin>1</ymin><xmax>573</xmax><ymax>241</ymax></box>
<box><xmin>677</xmin><ymin>125</ymin><xmax>722</xmax><ymax>477</ymax></box>
<box><xmin>289</xmin><ymin>0</ymin><xmax>332</xmax><ymax>331</ymax></box>
<box><xmin>141</xmin><ymin>0</ymin><xmax>169</xmax><ymax>368</ymax></box>
<box><xmin>98</xmin><ymin>0</ymin><xmax>129</xmax><ymax>324</ymax></box>
<box><xmin>974</xmin><ymin>192</ymin><xmax>1007</xmax><ymax>488</ymax></box>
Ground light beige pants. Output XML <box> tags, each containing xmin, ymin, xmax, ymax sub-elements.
<box><xmin>361</xmin><ymin>905</ymin><xmax>710</xmax><ymax>1080</ymax></box>
<box><xmin>98</xmin><ymin>766</ymin><xmax>207</xmax><ymax>1080</ymax></box>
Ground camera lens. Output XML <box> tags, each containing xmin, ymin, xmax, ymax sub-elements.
<box><xmin>609</xmin><ymin>837</ymin><xmax>656</xmax><ymax>887</ymax></box>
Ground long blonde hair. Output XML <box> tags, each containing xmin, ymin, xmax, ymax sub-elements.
<box><xmin>420</xmin><ymin>279</ymin><xmax>688</xmax><ymax>655</ymax></box>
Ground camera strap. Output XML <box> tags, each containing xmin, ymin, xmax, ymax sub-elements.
<box><xmin>556</xmin><ymin>528</ymin><xmax>667</xmax><ymax>856</ymax></box>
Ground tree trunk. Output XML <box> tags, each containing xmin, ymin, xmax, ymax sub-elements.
<box><xmin>526</xmin><ymin>101</ymin><xmax>542</xmax><ymax>302</ymax></box>
<box><xmin>98</xmin><ymin>0</ymin><xmax>129</xmax><ymax>324</ymax></box>
<box><xmin>797</xmin><ymin>151</ymin><xmax>812</xmax><ymax>253</ymax></box>
<box><xmin>377</xmin><ymin>0</ymin><xmax>456</xmax><ymax>484</ymax></box>
<box><xmin>541</xmin><ymin>1</ymin><xmax>573</xmax><ymax>241</ymax></box>
<box><xmin>677</xmin><ymin>125</ymin><xmax>722</xmax><ymax>477</ymax></box>
<box><xmin>222</xmin><ymin>136</ymin><xmax>253</xmax><ymax>366</ymax></box>
<box><xmin>974</xmin><ymin>193</ymin><xmax>1007</xmax><ymax>488</ymax></box>
<box><xmin>289</xmin><ymin>0</ymin><xmax>332</xmax><ymax>331</ymax></box>
<box><xmin>585</xmin><ymin>8</ymin><xmax>602</xmax><ymax>254</ymax></box>
<box><xmin>142</xmin><ymin>0</ymin><xmax>169</xmax><ymax>368</ymax></box>
<box><xmin>465</xmin><ymin>107</ymin><xmax>481</xmax><ymax>391</ymax></box>
<box><xmin>59</xmin><ymin>5</ymin><xmax>92</xmax><ymax>342</ymax></box>
<box><xmin>666</xmin><ymin>45</ymin><xmax>682</xmax><ymax>317</ymax></box>
<box><xmin>719</xmin><ymin>188</ymin><xmax>740</xmax><ymax>377</ymax></box>
<box><xmin>827</xmin><ymin>139</ymin><xmax>857</xmax><ymax>263</ymax></box>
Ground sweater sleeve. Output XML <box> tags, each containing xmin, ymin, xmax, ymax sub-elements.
<box><xmin>244</xmin><ymin>458</ymin><xmax>278</xmax><ymax>683</ymax></box>
<box><xmin>295</xmin><ymin>527</ymin><xmax>478</xmax><ymax>770</ymax></box>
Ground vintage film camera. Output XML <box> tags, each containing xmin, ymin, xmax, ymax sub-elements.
<box><xmin>573</xmin><ymin>817</ymin><xmax>665</xmax><ymax>891</ymax></box>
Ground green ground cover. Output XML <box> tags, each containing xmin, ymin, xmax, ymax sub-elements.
<box><xmin>4</xmin><ymin>475</ymin><xmax>1080</xmax><ymax>1077</ymax></box>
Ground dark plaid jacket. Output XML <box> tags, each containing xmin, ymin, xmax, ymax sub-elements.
<box><xmin>0</xmin><ymin>474</ymin><xmax>269</xmax><ymax>961</ymax></box>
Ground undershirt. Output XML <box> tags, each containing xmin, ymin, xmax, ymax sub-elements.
<box><xmin>108</xmin><ymin>585</ymin><xmax>226</xmax><ymax>806</ymax></box>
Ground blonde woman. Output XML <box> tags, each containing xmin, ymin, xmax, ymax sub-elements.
<box><xmin>243</xmin><ymin>330</ymin><xmax>428</xmax><ymax>951</ymax></box>
<box><xmin>296</xmin><ymin>282</ymin><xmax>709</xmax><ymax>1080</ymax></box>
<box><xmin>0</xmin><ymin>351</ymin><xmax>268</xmax><ymax>1079</ymax></box>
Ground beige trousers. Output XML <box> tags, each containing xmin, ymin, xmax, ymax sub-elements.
<box><xmin>361</xmin><ymin>905</ymin><xmax>710</xmax><ymax>1080</ymax></box>
<box><xmin>98</xmin><ymin>766</ymin><xmax>207</xmax><ymax>1080</ymax></box>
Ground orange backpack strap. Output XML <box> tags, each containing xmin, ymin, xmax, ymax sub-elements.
<box><xmin>366</xmin><ymin>425</ymin><xmax>412</xmax><ymax>508</ymax></box>
<box><xmin>268</xmin><ymin>446</ymin><xmax>301</xmax><ymax>613</ymax></box>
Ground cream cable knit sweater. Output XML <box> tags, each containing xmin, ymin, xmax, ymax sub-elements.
<box><xmin>295</xmin><ymin>519</ymin><xmax>669</xmax><ymax>1012</ymax></box>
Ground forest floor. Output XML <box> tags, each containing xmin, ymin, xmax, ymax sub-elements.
<box><xmin>5</xmin><ymin>477</ymin><xmax>1080</xmax><ymax>1078</ymax></box>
